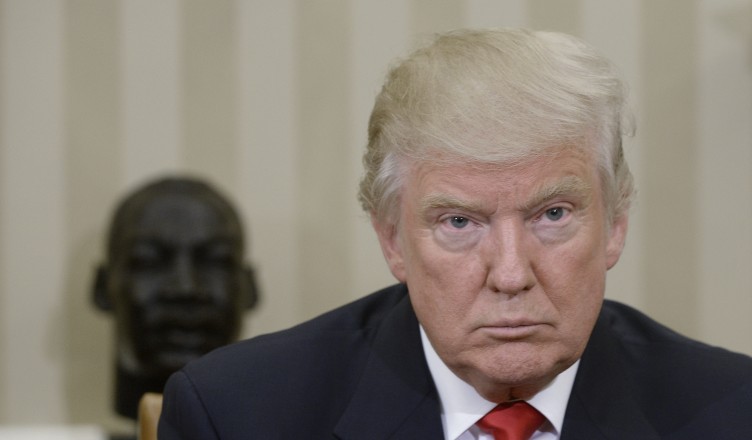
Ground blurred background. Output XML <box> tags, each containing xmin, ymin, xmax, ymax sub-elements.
<box><xmin>1</xmin><ymin>0</ymin><xmax>750</xmax><ymax>434</ymax></box>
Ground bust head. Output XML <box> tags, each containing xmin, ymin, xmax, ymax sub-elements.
<box><xmin>94</xmin><ymin>177</ymin><xmax>258</xmax><ymax>383</ymax></box>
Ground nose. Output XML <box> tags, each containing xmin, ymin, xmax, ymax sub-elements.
<box><xmin>164</xmin><ymin>251</ymin><xmax>207</xmax><ymax>301</ymax></box>
<box><xmin>484</xmin><ymin>220</ymin><xmax>536</xmax><ymax>296</ymax></box>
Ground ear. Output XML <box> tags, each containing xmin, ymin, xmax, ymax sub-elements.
<box><xmin>92</xmin><ymin>264</ymin><xmax>113</xmax><ymax>311</ymax></box>
<box><xmin>371</xmin><ymin>215</ymin><xmax>407</xmax><ymax>282</ymax></box>
<box><xmin>242</xmin><ymin>265</ymin><xmax>260</xmax><ymax>310</ymax></box>
<box><xmin>606</xmin><ymin>214</ymin><xmax>629</xmax><ymax>270</ymax></box>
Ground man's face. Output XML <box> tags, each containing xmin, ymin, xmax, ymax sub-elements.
<box><xmin>374</xmin><ymin>146</ymin><xmax>627</xmax><ymax>402</ymax></box>
<box><xmin>107</xmin><ymin>191</ymin><xmax>246</xmax><ymax>376</ymax></box>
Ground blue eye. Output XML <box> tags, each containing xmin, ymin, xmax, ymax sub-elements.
<box><xmin>544</xmin><ymin>207</ymin><xmax>565</xmax><ymax>221</ymax></box>
<box><xmin>449</xmin><ymin>216</ymin><xmax>470</xmax><ymax>229</ymax></box>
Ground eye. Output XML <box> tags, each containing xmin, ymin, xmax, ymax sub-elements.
<box><xmin>448</xmin><ymin>216</ymin><xmax>470</xmax><ymax>229</ymax></box>
<box><xmin>544</xmin><ymin>207</ymin><xmax>566</xmax><ymax>221</ymax></box>
<box><xmin>201</xmin><ymin>243</ymin><xmax>237</xmax><ymax>266</ymax></box>
<box><xmin>531</xmin><ymin>204</ymin><xmax>577</xmax><ymax>244</ymax></box>
<box><xmin>128</xmin><ymin>242</ymin><xmax>166</xmax><ymax>268</ymax></box>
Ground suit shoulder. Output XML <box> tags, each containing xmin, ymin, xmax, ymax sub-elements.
<box><xmin>579</xmin><ymin>301</ymin><xmax>752</xmax><ymax>436</ymax></box>
<box><xmin>162</xmin><ymin>284</ymin><xmax>411</xmax><ymax>437</ymax></box>
<box><xmin>602</xmin><ymin>300</ymin><xmax>750</xmax><ymax>353</ymax></box>
<box><xmin>599</xmin><ymin>300</ymin><xmax>752</xmax><ymax>411</ymax></box>
<box><xmin>189</xmin><ymin>283</ymin><xmax>407</xmax><ymax>369</ymax></box>
<box><xmin>600</xmin><ymin>299</ymin><xmax>752</xmax><ymax>368</ymax></box>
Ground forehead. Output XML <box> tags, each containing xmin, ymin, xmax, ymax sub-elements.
<box><xmin>115</xmin><ymin>191</ymin><xmax>241</xmax><ymax>242</ymax></box>
<box><xmin>403</xmin><ymin>146</ymin><xmax>600</xmax><ymax>210</ymax></box>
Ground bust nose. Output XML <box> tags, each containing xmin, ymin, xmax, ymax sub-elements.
<box><xmin>163</xmin><ymin>251</ymin><xmax>206</xmax><ymax>301</ymax></box>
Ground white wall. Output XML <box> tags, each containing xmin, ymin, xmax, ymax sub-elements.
<box><xmin>1</xmin><ymin>0</ymin><xmax>750</xmax><ymax>433</ymax></box>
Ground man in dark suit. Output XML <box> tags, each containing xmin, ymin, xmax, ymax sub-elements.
<box><xmin>158</xmin><ymin>28</ymin><xmax>752</xmax><ymax>439</ymax></box>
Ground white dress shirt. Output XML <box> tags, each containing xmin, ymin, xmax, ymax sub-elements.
<box><xmin>420</xmin><ymin>327</ymin><xmax>579</xmax><ymax>440</ymax></box>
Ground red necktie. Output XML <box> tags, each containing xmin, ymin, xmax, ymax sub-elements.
<box><xmin>477</xmin><ymin>401</ymin><xmax>545</xmax><ymax>440</ymax></box>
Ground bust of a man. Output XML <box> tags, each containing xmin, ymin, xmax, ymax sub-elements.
<box><xmin>93</xmin><ymin>177</ymin><xmax>259</xmax><ymax>419</ymax></box>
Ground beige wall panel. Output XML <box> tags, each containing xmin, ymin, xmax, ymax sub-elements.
<box><xmin>410</xmin><ymin>0</ymin><xmax>465</xmax><ymax>42</ymax></box>
<box><xmin>0</xmin><ymin>0</ymin><xmax>67</xmax><ymax>423</ymax></box>
<box><xmin>581</xmin><ymin>0</ymin><xmax>646</xmax><ymax>309</ymax></box>
<box><xmin>462</xmin><ymin>0</ymin><xmax>526</xmax><ymax>28</ymax></box>
<box><xmin>122</xmin><ymin>0</ymin><xmax>182</xmax><ymax>187</ymax></box>
<box><xmin>236</xmin><ymin>0</ymin><xmax>300</xmax><ymax>336</ymax></box>
<box><xmin>63</xmin><ymin>0</ymin><xmax>128</xmax><ymax>432</ymax></box>
<box><xmin>296</xmin><ymin>0</ymin><xmax>354</xmax><ymax>321</ymax></box>
<box><xmin>697</xmin><ymin>0</ymin><xmax>752</xmax><ymax>354</ymax></box>
<box><xmin>642</xmin><ymin>0</ymin><xmax>700</xmax><ymax>338</ymax></box>
<box><xmin>347</xmin><ymin>1</ymin><xmax>412</xmax><ymax>301</ymax></box>
<box><xmin>183</xmin><ymin>0</ymin><xmax>238</xmax><ymax>193</ymax></box>
<box><xmin>528</xmin><ymin>0</ymin><xmax>581</xmax><ymax>34</ymax></box>
<box><xmin>0</xmin><ymin>0</ymin><xmax>6</xmax><ymax>419</ymax></box>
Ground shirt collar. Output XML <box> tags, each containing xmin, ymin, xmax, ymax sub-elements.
<box><xmin>420</xmin><ymin>326</ymin><xmax>579</xmax><ymax>440</ymax></box>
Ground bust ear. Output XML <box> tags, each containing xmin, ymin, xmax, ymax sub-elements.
<box><xmin>92</xmin><ymin>264</ymin><xmax>113</xmax><ymax>312</ymax></box>
<box><xmin>242</xmin><ymin>265</ymin><xmax>260</xmax><ymax>310</ymax></box>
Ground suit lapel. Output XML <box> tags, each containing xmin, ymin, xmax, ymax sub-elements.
<box><xmin>561</xmin><ymin>303</ymin><xmax>661</xmax><ymax>440</ymax></box>
<box><xmin>334</xmin><ymin>287</ymin><xmax>444</xmax><ymax>439</ymax></box>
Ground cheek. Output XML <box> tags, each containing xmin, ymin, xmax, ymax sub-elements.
<box><xmin>537</xmin><ymin>230</ymin><xmax>607</xmax><ymax>306</ymax></box>
<box><xmin>126</xmin><ymin>276</ymin><xmax>165</xmax><ymax>305</ymax></box>
<box><xmin>204</xmin><ymin>274</ymin><xmax>242</xmax><ymax>305</ymax></box>
<box><xmin>404</xmin><ymin>239</ymin><xmax>474</xmax><ymax>295</ymax></box>
<box><xmin>542</xmin><ymin>250</ymin><xmax>606</xmax><ymax>347</ymax></box>
<box><xmin>405</xmin><ymin>246</ymin><xmax>485</xmax><ymax>330</ymax></box>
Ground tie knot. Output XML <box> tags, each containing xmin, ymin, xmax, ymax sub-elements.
<box><xmin>477</xmin><ymin>401</ymin><xmax>545</xmax><ymax>440</ymax></box>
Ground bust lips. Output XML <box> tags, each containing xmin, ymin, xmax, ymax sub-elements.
<box><xmin>135</xmin><ymin>306</ymin><xmax>234</xmax><ymax>366</ymax></box>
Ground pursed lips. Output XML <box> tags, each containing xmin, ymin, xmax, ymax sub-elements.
<box><xmin>476</xmin><ymin>318</ymin><xmax>549</xmax><ymax>339</ymax></box>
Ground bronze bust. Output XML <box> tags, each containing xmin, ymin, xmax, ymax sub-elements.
<box><xmin>93</xmin><ymin>177</ymin><xmax>258</xmax><ymax>419</ymax></box>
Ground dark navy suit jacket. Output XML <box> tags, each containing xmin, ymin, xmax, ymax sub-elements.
<box><xmin>158</xmin><ymin>284</ymin><xmax>752</xmax><ymax>439</ymax></box>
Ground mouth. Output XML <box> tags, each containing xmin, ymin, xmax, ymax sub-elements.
<box><xmin>161</xmin><ymin>329</ymin><xmax>212</xmax><ymax>348</ymax></box>
<box><xmin>144</xmin><ymin>325</ymin><xmax>229</xmax><ymax>355</ymax></box>
<box><xmin>478</xmin><ymin>323</ymin><xmax>546</xmax><ymax>340</ymax></box>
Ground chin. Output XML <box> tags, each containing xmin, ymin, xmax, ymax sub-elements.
<box><xmin>153</xmin><ymin>351</ymin><xmax>203</xmax><ymax>371</ymax></box>
<box><xmin>467</xmin><ymin>349</ymin><xmax>574</xmax><ymax>399</ymax></box>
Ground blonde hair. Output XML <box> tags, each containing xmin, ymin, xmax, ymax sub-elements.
<box><xmin>358</xmin><ymin>28</ymin><xmax>634</xmax><ymax>225</ymax></box>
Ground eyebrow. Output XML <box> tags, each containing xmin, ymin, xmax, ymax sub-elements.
<box><xmin>519</xmin><ymin>175</ymin><xmax>592</xmax><ymax>212</ymax></box>
<box><xmin>419</xmin><ymin>193</ymin><xmax>486</xmax><ymax>215</ymax></box>
<box><xmin>419</xmin><ymin>175</ymin><xmax>592</xmax><ymax>216</ymax></box>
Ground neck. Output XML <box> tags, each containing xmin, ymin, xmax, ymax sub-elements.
<box><xmin>114</xmin><ymin>363</ymin><xmax>170</xmax><ymax>419</ymax></box>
